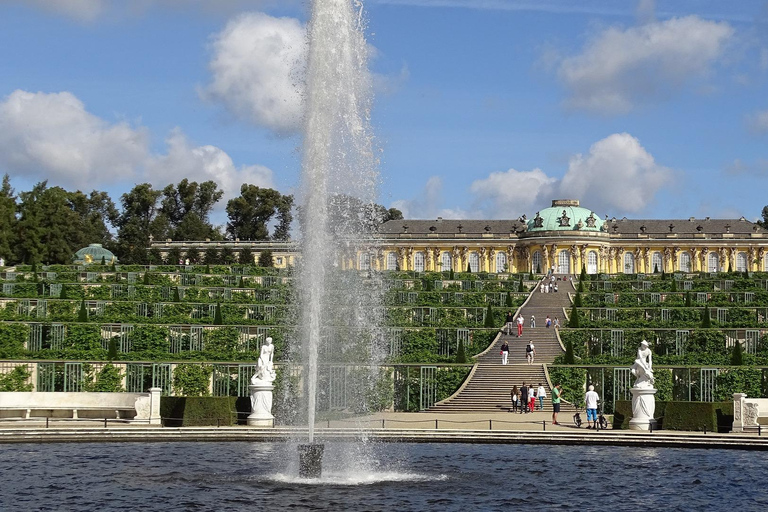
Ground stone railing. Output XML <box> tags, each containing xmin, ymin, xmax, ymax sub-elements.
<box><xmin>0</xmin><ymin>388</ymin><xmax>162</xmax><ymax>424</ymax></box>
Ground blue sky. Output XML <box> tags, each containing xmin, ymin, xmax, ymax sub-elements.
<box><xmin>0</xmin><ymin>0</ymin><xmax>767</xmax><ymax>226</ymax></box>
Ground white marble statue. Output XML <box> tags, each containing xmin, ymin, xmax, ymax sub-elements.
<box><xmin>251</xmin><ymin>337</ymin><xmax>276</xmax><ymax>384</ymax></box>
<box><xmin>629</xmin><ymin>339</ymin><xmax>657</xmax><ymax>430</ymax></box>
<box><xmin>248</xmin><ymin>337</ymin><xmax>276</xmax><ymax>427</ymax></box>
<box><xmin>631</xmin><ymin>339</ymin><xmax>654</xmax><ymax>389</ymax></box>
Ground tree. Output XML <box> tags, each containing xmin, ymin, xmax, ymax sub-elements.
<box><xmin>568</xmin><ymin>304</ymin><xmax>580</xmax><ymax>328</ymax></box>
<box><xmin>203</xmin><ymin>247</ymin><xmax>220</xmax><ymax>265</ymax></box>
<box><xmin>564</xmin><ymin>341</ymin><xmax>575</xmax><ymax>364</ymax></box>
<box><xmin>185</xmin><ymin>247</ymin><xmax>200</xmax><ymax>264</ymax></box>
<box><xmin>220</xmin><ymin>247</ymin><xmax>236</xmax><ymax>264</ymax></box>
<box><xmin>455</xmin><ymin>339</ymin><xmax>467</xmax><ymax>363</ymax></box>
<box><xmin>239</xmin><ymin>246</ymin><xmax>253</xmax><ymax>265</ymax></box>
<box><xmin>226</xmin><ymin>185</ymin><xmax>293</xmax><ymax>240</ymax></box>
<box><xmin>78</xmin><ymin>300</ymin><xmax>88</xmax><ymax>322</ymax></box>
<box><xmin>323</xmin><ymin>194</ymin><xmax>402</xmax><ymax>237</ymax></box>
<box><xmin>580</xmin><ymin>265</ymin><xmax>587</xmax><ymax>282</ymax></box>
<box><xmin>213</xmin><ymin>303</ymin><xmax>223</xmax><ymax>325</ymax></box>
<box><xmin>173</xmin><ymin>287</ymin><xmax>181</xmax><ymax>302</ymax></box>
<box><xmin>67</xmin><ymin>189</ymin><xmax>119</xmax><ymax>249</ymax></box>
<box><xmin>160</xmin><ymin>179</ymin><xmax>223</xmax><ymax>241</ymax></box>
<box><xmin>466</xmin><ymin>262</ymin><xmax>471</xmax><ymax>273</ymax></box>
<box><xmin>483</xmin><ymin>303</ymin><xmax>495</xmax><ymax>328</ymax></box>
<box><xmin>685</xmin><ymin>291</ymin><xmax>692</xmax><ymax>307</ymax></box>
<box><xmin>505</xmin><ymin>292</ymin><xmax>513</xmax><ymax>308</ymax></box>
<box><xmin>115</xmin><ymin>183</ymin><xmax>166</xmax><ymax>264</ymax></box>
<box><xmin>701</xmin><ymin>307</ymin><xmax>711</xmax><ymax>328</ymax></box>
<box><xmin>671</xmin><ymin>279</ymin><xmax>677</xmax><ymax>292</ymax></box>
<box><xmin>0</xmin><ymin>175</ymin><xmax>18</xmax><ymax>263</ymax></box>
<box><xmin>574</xmin><ymin>292</ymin><xmax>582</xmax><ymax>307</ymax></box>
<box><xmin>731</xmin><ymin>341</ymin><xmax>744</xmax><ymax>366</ymax></box>
<box><xmin>258</xmin><ymin>250</ymin><xmax>274</xmax><ymax>267</ymax></box>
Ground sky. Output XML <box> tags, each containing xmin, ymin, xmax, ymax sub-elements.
<box><xmin>0</xmin><ymin>0</ymin><xmax>767</xmax><ymax>227</ymax></box>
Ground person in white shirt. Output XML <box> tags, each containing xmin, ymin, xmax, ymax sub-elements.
<box><xmin>526</xmin><ymin>341</ymin><xmax>535</xmax><ymax>364</ymax></box>
<box><xmin>536</xmin><ymin>383</ymin><xmax>547</xmax><ymax>410</ymax></box>
<box><xmin>516</xmin><ymin>314</ymin><xmax>524</xmax><ymax>337</ymax></box>
<box><xmin>585</xmin><ymin>385</ymin><xmax>600</xmax><ymax>429</ymax></box>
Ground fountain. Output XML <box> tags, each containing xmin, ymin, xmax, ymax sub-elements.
<box><xmin>294</xmin><ymin>0</ymin><xmax>383</xmax><ymax>478</ymax></box>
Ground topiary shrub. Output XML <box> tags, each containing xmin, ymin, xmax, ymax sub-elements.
<box><xmin>483</xmin><ymin>303</ymin><xmax>495</xmax><ymax>328</ymax></box>
<box><xmin>701</xmin><ymin>307</ymin><xmax>711</xmax><ymax>328</ymax></box>
<box><xmin>455</xmin><ymin>338</ymin><xmax>467</xmax><ymax>363</ymax></box>
<box><xmin>78</xmin><ymin>299</ymin><xmax>88</xmax><ymax>322</ymax></box>
<box><xmin>568</xmin><ymin>304</ymin><xmax>580</xmax><ymax>328</ymax></box>
<box><xmin>107</xmin><ymin>338</ymin><xmax>118</xmax><ymax>360</ymax></box>
<box><xmin>731</xmin><ymin>341</ymin><xmax>744</xmax><ymax>366</ymax></box>
<box><xmin>564</xmin><ymin>340</ymin><xmax>575</xmax><ymax>364</ymax></box>
<box><xmin>213</xmin><ymin>303</ymin><xmax>223</xmax><ymax>325</ymax></box>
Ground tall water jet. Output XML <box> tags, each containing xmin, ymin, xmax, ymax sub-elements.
<box><xmin>296</xmin><ymin>0</ymin><xmax>383</xmax><ymax>469</ymax></box>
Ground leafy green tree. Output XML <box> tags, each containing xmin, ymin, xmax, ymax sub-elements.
<box><xmin>16</xmin><ymin>182</ymin><xmax>82</xmax><ymax>264</ymax></box>
<box><xmin>213</xmin><ymin>303</ymin><xmax>223</xmax><ymax>325</ymax></box>
<box><xmin>685</xmin><ymin>291</ymin><xmax>692</xmax><ymax>307</ymax></box>
<box><xmin>258</xmin><ymin>250</ymin><xmax>274</xmax><ymax>267</ymax></box>
<box><xmin>323</xmin><ymin>194</ymin><xmax>401</xmax><ymax>238</ymax></box>
<box><xmin>701</xmin><ymin>307</ymin><xmax>711</xmax><ymax>328</ymax></box>
<box><xmin>226</xmin><ymin>185</ymin><xmax>293</xmax><ymax>240</ymax></box>
<box><xmin>0</xmin><ymin>174</ymin><xmax>18</xmax><ymax>262</ymax></box>
<box><xmin>0</xmin><ymin>366</ymin><xmax>33</xmax><ymax>391</ymax></box>
<box><xmin>160</xmin><ymin>179</ymin><xmax>223</xmax><ymax>241</ymax></box>
<box><xmin>173</xmin><ymin>363</ymin><xmax>212</xmax><ymax>396</ymax></box>
<box><xmin>115</xmin><ymin>183</ymin><xmax>166</xmax><ymax>263</ymax></box>
<box><xmin>671</xmin><ymin>279</ymin><xmax>677</xmax><ymax>292</ymax></box>
<box><xmin>564</xmin><ymin>340</ymin><xmax>575</xmax><ymax>364</ymax></box>
<box><xmin>83</xmin><ymin>363</ymin><xmax>124</xmax><ymax>392</ymax></box>
<box><xmin>67</xmin><ymin>189</ymin><xmax>119</xmax><ymax>249</ymax></box>
<box><xmin>166</xmin><ymin>247</ymin><xmax>182</xmax><ymax>265</ymax></box>
<box><xmin>220</xmin><ymin>247</ymin><xmax>235</xmax><ymax>264</ymax></box>
<box><xmin>505</xmin><ymin>292</ymin><xmax>513</xmax><ymax>308</ymax></box>
<box><xmin>203</xmin><ymin>247</ymin><xmax>220</xmax><ymax>265</ymax></box>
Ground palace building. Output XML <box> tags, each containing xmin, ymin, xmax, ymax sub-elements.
<box><xmin>150</xmin><ymin>199</ymin><xmax>768</xmax><ymax>274</ymax></box>
<box><xmin>360</xmin><ymin>199</ymin><xmax>768</xmax><ymax>274</ymax></box>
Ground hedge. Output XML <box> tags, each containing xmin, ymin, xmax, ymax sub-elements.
<box><xmin>613</xmin><ymin>400</ymin><xmax>733</xmax><ymax>432</ymax></box>
<box><xmin>160</xmin><ymin>396</ymin><xmax>237</xmax><ymax>426</ymax></box>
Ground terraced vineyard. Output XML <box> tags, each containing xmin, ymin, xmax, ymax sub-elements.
<box><xmin>0</xmin><ymin>264</ymin><xmax>535</xmax><ymax>413</ymax></box>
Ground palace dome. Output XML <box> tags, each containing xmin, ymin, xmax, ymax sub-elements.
<box><xmin>526</xmin><ymin>199</ymin><xmax>604</xmax><ymax>233</ymax></box>
<box><xmin>74</xmin><ymin>244</ymin><xmax>118</xmax><ymax>265</ymax></box>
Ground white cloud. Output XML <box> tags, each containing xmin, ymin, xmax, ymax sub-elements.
<box><xmin>146</xmin><ymin>128</ymin><xmax>274</xmax><ymax>199</ymax></box>
<box><xmin>557</xmin><ymin>16</ymin><xmax>734</xmax><ymax>114</ymax></box>
<box><xmin>725</xmin><ymin>158</ymin><xmax>768</xmax><ymax>176</ymax></box>
<box><xmin>748</xmin><ymin>109</ymin><xmax>768</xmax><ymax>133</ymax></box>
<box><xmin>469</xmin><ymin>168</ymin><xmax>557</xmax><ymax>218</ymax></box>
<box><xmin>559</xmin><ymin>133</ymin><xmax>671</xmax><ymax>213</ymax></box>
<box><xmin>0</xmin><ymin>89</ymin><xmax>273</xmax><ymax>199</ymax></box>
<box><xmin>0</xmin><ymin>90</ymin><xmax>149</xmax><ymax>188</ymax></box>
<box><xmin>202</xmin><ymin>12</ymin><xmax>307</xmax><ymax>134</ymax></box>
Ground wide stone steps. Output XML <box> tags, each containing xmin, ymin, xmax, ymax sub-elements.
<box><xmin>430</xmin><ymin>275</ymin><xmax>578</xmax><ymax>413</ymax></box>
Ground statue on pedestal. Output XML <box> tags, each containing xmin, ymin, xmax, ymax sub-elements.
<box><xmin>629</xmin><ymin>339</ymin><xmax>657</xmax><ymax>430</ymax></box>
<box><xmin>248</xmin><ymin>337</ymin><xmax>276</xmax><ymax>427</ymax></box>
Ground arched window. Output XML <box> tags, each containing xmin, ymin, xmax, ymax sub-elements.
<box><xmin>624</xmin><ymin>252</ymin><xmax>635</xmax><ymax>274</ymax></box>
<box><xmin>495</xmin><ymin>252</ymin><xmax>507</xmax><ymax>273</ymax></box>
<box><xmin>359</xmin><ymin>253</ymin><xmax>370</xmax><ymax>270</ymax></box>
<box><xmin>468</xmin><ymin>252</ymin><xmax>480</xmax><ymax>273</ymax></box>
<box><xmin>736</xmin><ymin>252</ymin><xmax>748</xmax><ymax>272</ymax></box>
<box><xmin>441</xmin><ymin>252</ymin><xmax>452</xmax><ymax>272</ymax></box>
<box><xmin>651</xmin><ymin>252</ymin><xmax>663</xmax><ymax>273</ymax></box>
<box><xmin>558</xmin><ymin>250</ymin><xmax>570</xmax><ymax>274</ymax></box>
<box><xmin>413</xmin><ymin>252</ymin><xmax>425</xmax><ymax>273</ymax></box>
<box><xmin>386</xmin><ymin>252</ymin><xmax>398</xmax><ymax>271</ymax></box>
<box><xmin>708</xmin><ymin>252</ymin><xmax>719</xmax><ymax>273</ymax></box>
<box><xmin>532</xmin><ymin>251</ymin><xmax>542</xmax><ymax>274</ymax></box>
<box><xmin>587</xmin><ymin>251</ymin><xmax>598</xmax><ymax>274</ymax></box>
<box><xmin>679</xmin><ymin>252</ymin><xmax>692</xmax><ymax>273</ymax></box>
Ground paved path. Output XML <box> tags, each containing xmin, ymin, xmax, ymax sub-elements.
<box><xmin>429</xmin><ymin>275</ymin><xmax>576</xmax><ymax>413</ymax></box>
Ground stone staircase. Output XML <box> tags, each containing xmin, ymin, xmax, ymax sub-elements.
<box><xmin>429</xmin><ymin>275</ymin><xmax>577</xmax><ymax>413</ymax></box>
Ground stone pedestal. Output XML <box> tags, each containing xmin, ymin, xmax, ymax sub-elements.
<box><xmin>629</xmin><ymin>386</ymin><xmax>657</xmax><ymax>430</ymax></box>
<box><xmin>247</xmin><ymin>383</ymin><xmax>274</xmax><ymax>427</ymax></box>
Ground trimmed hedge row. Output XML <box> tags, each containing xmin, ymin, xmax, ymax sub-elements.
<box><xmin>613</xmin><ymin>400</ymin><xmax>733</xmax><ymax>432</ymax></box>
<box><xmin>160</xmin><ymin>396</ymin><xmax>237</xmax><ymax>426</ymax></box>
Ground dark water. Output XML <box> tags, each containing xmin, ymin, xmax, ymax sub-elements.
<box><xmin>1</xmin><ymin>441</ymin><xmax>767</xmax><ymax>511</ymax></box>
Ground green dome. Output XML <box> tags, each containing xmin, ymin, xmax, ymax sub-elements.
<box><xmin>74</xmin><ymin>244</ymin><xmax>117</xmax><ymax>265</ymax></box>
<box><xmin>527</xmin><ymin>200</ymin><xmax>604</xmax><ymax>232</ymax></box>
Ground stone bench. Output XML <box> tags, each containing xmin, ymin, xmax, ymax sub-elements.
<box><xmin>732</xmin><ymin>393</ymin><xmax>768</xmax><ymax>432</ymax></box>
<box><xmin>0</xmin><ymin>388</ymin><xmax>161</xmax><ymax>424</ymax></box>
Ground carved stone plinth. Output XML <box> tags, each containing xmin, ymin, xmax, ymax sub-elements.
<box><xmin>629</xmin><ymin>386</ymin><xmax>657</xmax><ymax>430</ymax></box>
<box><xmin>247</xmin><ymin>383</ymin><xmax>274</xmax><ymax>427</ymax></box>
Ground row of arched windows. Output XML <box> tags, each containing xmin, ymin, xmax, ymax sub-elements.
<box><xmin>362</xmin><ymin>249</ymin><xmax>766</xmax><ymax>272</ymax></box>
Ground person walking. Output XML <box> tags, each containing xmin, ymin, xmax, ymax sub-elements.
<box><xmin>530</xmin><ymin>315</ymin><xmax>536</xmax><ymax>328</ymax></box>
<box><xmin>554</xmin><ymin>317</ymin><xmax>560</xmax><ymax>330</ymax></box>
<box><xmin>501</xmin><ymin>340</ymin><xmax>509</xmax><ymax>365</ymax></box>
<box><xmin>504</xmin><ymin>311</ymin><xmax>514</xmax><ymax>335</ymax></box>
<box><xmin>529</xmin><ymin>387</ymin><xmax>536</xmax><ymax>413</ymax></box>
<box><xmin>526</xmin><ymin>341</ymin><xmax>536</xmax><ymax>364</ymax></box>
<box><xmin>585</xmin><ymin>385</ymin><xmax>600</xmax><ymax>429</ymax></box>
<box><xmin>552</xmin><ymin>384</ymin><xmax>562</xmax><ymax>425</ymax></box>
<box><xmin>545</xmin><ymin>315</ymin><xmax>551</xmax><ymax>328</ymax></box>
<box><xmin>537</xmin><ymin>383</ymin><xmax>547</xmax><ymax>411</ymax></box>
<box><xmin>520</xmin><ymin>382</ymin><xmax>529</xmax><ymax>413</ymax></box>
<box><xmin>517</xmin><ymin>314</ymin><xmax>524</xmax><ymax>337</ymax></box>
<box><xmin>510</xmin><ymin>385</ymin><xmax>520</xmax><ymax>413</ymax></box>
